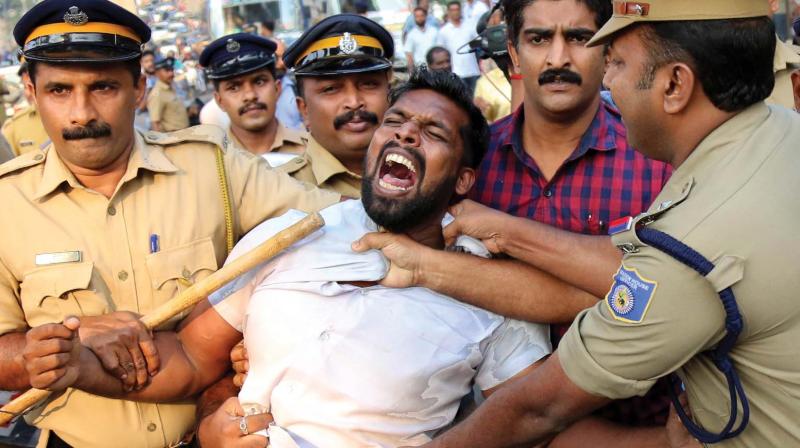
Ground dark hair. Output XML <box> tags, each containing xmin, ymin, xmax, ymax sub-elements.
<box><xmin>413</xmin><ymin>6</ymin><xmax>427</xmax><ymax>15</ymax></box>
<box><xmin>142</xmin><ymin>49</ymin><xmax>155</xmax><ymax>59</ymax></box>
<box><xmin>503</xmin><ymin>0</ymin><xmax>612</xmax><ymax>47</ymax></box>
<box><xmin>637</xmin><ymin>17</ymin><xmax>775</xmax><ymax>112</ymax></box>
<box><xmin>261</xmin><ymin>19</ymin><xmax>276</xmax><ymax>32</ymax></box>
<box><xmin>425</xmin><ymin>46</ymin><xmax>450</xmax><ymax>65</ymax></box>
<box><xmin>28</xmin><ymin>58</ymin><xmax>142</xmax><ymax>87</ymax></box>
<box><xmin>389</xmin><ymin>68</ymin><xmax>488</xmax><ymax>169</ymax></box>
<box><xmin>447</xmin><ymin>1</ymin><xmax>460</xmax><ymax>9</ymax></box>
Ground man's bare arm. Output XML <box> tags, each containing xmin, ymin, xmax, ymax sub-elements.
<box><xmin>443</xmin><ymin>200</ymin><xmax>621</xmax><ymax>297</ymax></box>
<box><xmin>0</xmin><ymin>332</ymin><xmax>30</xmax><ymax>390</ymax></box>
<box><xmin>27</xmin><ymin>300</ymin><xmax>241</xmax><ymax>402</ymax></box>
<box><xmin>352</xmin><ymin>234</ymin><xmax>598</xmax><ymax>323</ymax></box>
<box><xmin>427</xmin><ymin>353</ymin><xmax>609</xmax><ymax>448</ymax></box>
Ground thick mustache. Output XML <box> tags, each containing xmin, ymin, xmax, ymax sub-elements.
<box><xmin>239</xmin><ymin>102</ymin><xmax>268</xmax><ymax>115</ymax></box>
<box><xmin>538</xmin><ymin>69</ymin><xmax>583</xmax><ymax>86</ymax></box>
<box><xmin>62</xmin><ymin>122</ymin><xmax>112</xmax><ymax>140</ymax></box>
<box><xmin>333</xmin><ymin>110</ymin><xmax>379</xmax><ymax>130</ymax></box>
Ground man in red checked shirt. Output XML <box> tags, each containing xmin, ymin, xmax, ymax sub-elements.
<box><xmin>352</xmin><ymin>0</ymin><xmax>686</xmax><ymax>446</ymax></box>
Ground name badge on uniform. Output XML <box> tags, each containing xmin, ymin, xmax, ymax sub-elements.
<box><xmin>19</xmin><ymin>140</ymin><xmax>34</xmax><ymax>147</ymax></box>
<box><xmin>35</xmin><ymin>251</ymin><xmax>82</xmax><ymax>266</ymax></box>
<box><xmin>605</xmin><ymin>263</ymin><xmax>658</xmax><ymax>323</ymax></box>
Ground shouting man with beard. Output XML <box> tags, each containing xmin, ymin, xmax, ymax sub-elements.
<box><xmin>23</xmin><ymin>69</ymin><xmax>551</xmax><ymax>448</ymax></box>
<box><xmin>277</xmin><ymin>14</ymin><xmax>395</xmax><ymax>197</ymax></box>
<box><xmin>199</xmin><ymin>34</ymin><xmax>307</xmax><ymax>164</ymax></box>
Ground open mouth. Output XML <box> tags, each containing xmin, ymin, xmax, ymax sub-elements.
<box><xmin>377</xmin><ymin>150</ymin><xmax>419</xmax><ymax>193</ymax></box>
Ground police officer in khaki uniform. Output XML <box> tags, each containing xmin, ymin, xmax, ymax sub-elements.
<box><xmin>418</xmin><ymin>1</ymin><xmax>800</xmax><ymax>447</ymax></box>
<box><xmin>199</xmin><ymin>33</ymin><xmax>307</xmax><ymax>165</ymax></box>
<box><xmin>0</xmin><ymin>0</ymin><xmax>338</xmax><ymax>447</ymax></box>
<box><xmin>279</xmin><ymin>14</ymin><xmax>395</xmax><ymax>197</ymax></box>
<box><xmin>1</xmin><ymin>63</ymin><xmax>50</xmax><ymax>157</ymax></box>
<box><xmin>147</xmin><ymin>55</ymin><xmax>190</xmax><ymax>132</ymax></box>
<box><xmin>2</xmin><ymin>105</ymin><xmax>50</xmax><ymax>157</ymax></box>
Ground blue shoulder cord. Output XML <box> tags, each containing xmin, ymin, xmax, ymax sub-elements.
<box><xmin>636</xmin><ymin>227</ymin><xmax>749</xmax><ymax>444</ymax></box>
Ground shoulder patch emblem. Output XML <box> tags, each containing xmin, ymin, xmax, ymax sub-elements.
<box><xmin>605</xmin><ymin>264</ymin><xmax>658</xmax><ymax>323</ymax></box>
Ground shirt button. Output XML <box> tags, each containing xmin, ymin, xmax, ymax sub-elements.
<box><xmin>107</xmin><ymin>205</ymin><xmax>116</xmax><ymax>216</ymax></box>
<box><xmin>543</xmin><ymin>189</ymin><xmax>553</xmax><ymax>198</ymax></box>
<box><xmin>146</xmin><ymin>423</ymin><xmax>157</xmax><ymax>432</ymax></box>
<box><xmin>34</xmin><ymin>154</ymin><xmax>44</xmax><ymax>161</ymax></box>
<box><xmin>118</xmin><ymin>270</ymin><xmax>128</xmax><ymax>281</ymax></box>
<box><xmin>182</xmin><ymin>268</ymin><xmax>191</xmax><ymax>279</ymax></box>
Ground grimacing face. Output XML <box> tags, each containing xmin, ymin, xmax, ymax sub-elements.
<box><xmin>215</xmin><ymin>68</ymin><xmax>281</xmax><ymax>133</ymax></box>
<box><xmin>297</xmin><ymin>71</ymin><xmax>390</xmax><ymax>168</ymax></box>
<box><xmin>31</xmin><ymin>62</ymin><xmax>144</xmax><ymax>172</ymax></box>
<box><xmin>509</xmin><ymin>0</ymin><xmax>605</xmax><ymax>118</ymax></box>
<box><xmin>362</xmin><ymin>89</ymin><xmax>474</xmax><ymax>232</ymax></box>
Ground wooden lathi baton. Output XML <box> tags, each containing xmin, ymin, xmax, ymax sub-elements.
<box><xmin>0</xmin><ymin>212</ymin><xmax>325</xmax><ymax>425</ymax></box>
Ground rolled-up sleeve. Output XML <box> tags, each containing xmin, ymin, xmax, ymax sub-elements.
<box><xmin>558</xmin><ymin>246</ymin><xmax>727</xmax><ymax>400</ymax></box>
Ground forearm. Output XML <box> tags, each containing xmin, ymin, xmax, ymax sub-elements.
<box><xmin>419</xmin><ymin>251</ymin><xmax>598</xmax><ymax>323</ymax></box>
<box><xmin>499</xmin><ymin>218</ymin><xmax>622</xmax><ymax>297</ymax></box>
<box><xmin>77</xmin><ymin>331</ymin><xmax>228</xmax><ymax>402</ymax></box>
<box><xmin>0</xmin><ymin>332</ymin><xmax>30</xmax><ymax>390</ymax></box>
<box><xmin>547</xmin><ymin>417</ymin><xmax>668</xmax><ymax>448</ymax></box>
<box><xmin>430</xmin><ymin>353</ymin><xmax>608</xmax><ymax>448</ymax></box>
<box><xmin>432</xmin><ymin>378</ymin><xmax>565</xmax><ymax>448</ymax></box>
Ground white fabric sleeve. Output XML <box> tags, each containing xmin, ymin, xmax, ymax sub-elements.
<box><xmin>208</xmin><ymin>209</ymin><xmax>308</xmax><ymax>331</ymax></box>
<box><xmin>474</xmin><ymin>319</ymin><xmax>552</xmax><ymax>391</ymax></box>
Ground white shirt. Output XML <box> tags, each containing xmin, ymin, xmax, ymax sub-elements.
<box><xmin>405</xmin><ymin>25</ymin><xmax>439</xmax><ymax>67</ymax></box>
<box><xmin>437</xmin><ymin>21</ymin><xmax>480</xmax><ymax>78</ymax></box>
<box><xmin>462</xmin><ymin>0</ymin><xmax>489</xmax><ymax>26</ymax></box>
<box><xmin>211</xmin><ymin>200</ymin><xmax>550</xmax><ymax>448</ymax></box>
<box><xmin>198</xmin><ymin>97</ymin><xmax>230</xmax><ymax>128</ymax></box>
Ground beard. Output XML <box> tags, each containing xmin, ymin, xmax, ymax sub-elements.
<box><xmin>362</xmin><ymin>170</ymin><xmax>457</xmax><ymax>233</ymax></box>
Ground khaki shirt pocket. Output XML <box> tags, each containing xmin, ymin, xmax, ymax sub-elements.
<box><xmin>20</xmin><ymin>262</ymin><xmax>108</xmax><ymax>327</ymax></box>
<box><xmin>145</xmin><ymin>237</ymin><xmax>218</xmax><ymax>328</ymax></box>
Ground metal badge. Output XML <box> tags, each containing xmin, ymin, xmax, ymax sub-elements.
<box><xmin>226</xmin><ymin>39</ymin><xmax>241</xmax><ymax>53</ymax></box>
<box><xmin>63</xmin><ymin>6</ymin><xmax>89</xmax><ymax>26</ymax></box>
<box><xmin>35</xmin><ymin>251</ymin><xmax>82</xmax><ymax>266</ymax></box>
<box><xmin>338</xmin><ymin>32</ymin><xmax>358</xmax><ymax>55</ymax></box>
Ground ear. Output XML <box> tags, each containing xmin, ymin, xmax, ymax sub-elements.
<box><xmin>791</xmin><ymin>70</ymin><xmax>800</xmax><ymax>112</ymax></box>
<box><xmin>275</xmin><ymin>78</ymin><xmax>282</xmax><ymax>95</ymax></box>
<box><xmin>135</xmin><ymin>73</ymin><xmax>147</xmax><ymax>104</ymax></box>
<box><xmin>661</xmin><ymin>62</ymin><xmax>695</xmax><ymax>115</ymax></box>
<box><xmin>296</xmin><ymin>95</ymin><xmax>310</xmax><ymax>127</ymax></box>
<box><xmin>455</xmin><ymin>167</ymin><xmax>476</xmax><ymax>196</ymax></box>
<box><xmin>213</xmin><ymin>89</ymin><xmax>222</xmax><ymax>107</ymax></box>
<box><xmin>508</xmin><ymin>40</ymin><xmax>520</xmax><ymax>69</ymax></box>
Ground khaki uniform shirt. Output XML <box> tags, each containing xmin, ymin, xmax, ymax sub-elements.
<box><xmin>0</xmin><ymin>125</ymin><xmax>339</xmax><ymax>448</ymax></box>
<box><xmin>226</xmin><ymin>121</ymin><xmax>306</xmax><ymax>157</ymax></box>
<box><xmin>1</xmin><ymin>105</ymin><xmax>50</xmax><ymax>157</ymax></box>
<box><xmin>766</xmin><ymin>39</ymin><xmax>800</xmax><ymax>109</ymax></box>
<box><xmin>147</xmin><ymin>80</ymin><xmax>190</xmax><ymax>132</ymax></box>
<box><xmin>559</xmin><ymin>104</ymin><xmax>800</xmax><ymax>447</ymax></box>
<box><xmin>278</xmin><ymin>135</ymin><xmax>362</xmax><ymax>198</ymax></box>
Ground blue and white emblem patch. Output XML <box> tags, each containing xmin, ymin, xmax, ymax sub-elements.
<box><xmin>605</xmin><ymin>264</ymin><xmax>658</xmax><ymax>323</ymax></box>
